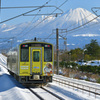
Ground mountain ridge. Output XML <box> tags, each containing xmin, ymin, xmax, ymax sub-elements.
<box><xmin>0</xmin><ymin>8</ymin><xmax>100</xmax><ymax>49</ymax></box>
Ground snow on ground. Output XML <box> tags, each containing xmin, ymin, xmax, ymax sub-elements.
<box><xmin>54</xmin><ymin>74</ymin><xmax>100</xmax><ymax>89</ymax></box>
<box><xmin>0</xmin><ymin>53</ymin><xmax>100</xmax><ymax>100</ymax></box>
<box><xmin>47</xmin><ymin>81</ymin><xmax>100</xmax><ymax>100</ymax></box>
<box><xmin>45</xmin><ymin>82</ymin><xmax>85</xmax><ymax>100</ymax></box>
<box><xmin>0</xmin><ymin>54</ymin><xmax>7</xmax><ymax>64</ymax></box>
<box><xmin>0</xmin><ymin>54</ymin><xmax>39</xmax><ymax>100</ymax></box>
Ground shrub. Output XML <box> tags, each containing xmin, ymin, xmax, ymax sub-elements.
<box><xmin>97</xmin><ymin>78</ymin><xmax>100</xmax><ymax>83</ymax></box>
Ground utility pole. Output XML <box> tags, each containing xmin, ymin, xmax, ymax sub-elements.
<box><xmin>56</xmin><ymin>28</ymin><xmax>59</xmax><ymax>74</ymax></box>
<box><xmin>0</xmin><ymin>0</ymin><xmax>1</xmax><ymax>10</ymax></box>
<box><xmin>0</xmin><ymin>0</ymin><xmax>1</xmax><ymax>22</ymax></box>
<box><xmin>64</xmin><ymin>39</ymin><xmax>67</xmax><ymax>51</ymax></box>
<box><xmin>52</xmin><ymin>28</ymin><xmax>67</xmax><ymax>74</ymax></box>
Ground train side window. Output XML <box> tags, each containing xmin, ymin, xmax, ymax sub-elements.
<box><xmin>33</xmin><ymin>51</ymin><xmax>39</xmax><ymax>62</ymax></box>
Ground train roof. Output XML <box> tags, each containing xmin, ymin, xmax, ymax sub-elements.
<box><xmin>20</xmin><ymin>40</ymin><xmax>53</xmax><ymax>45</ymax></box>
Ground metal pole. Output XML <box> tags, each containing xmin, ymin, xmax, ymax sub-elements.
<box><xmin>0</xmin><ymin>0</ymin><xmax>1</xmax><ymax>22</ymax></box>
<box><xmin>56</xmin><ymin>28</ymin><xmax>59</xmax><ymax>74</ymax></box>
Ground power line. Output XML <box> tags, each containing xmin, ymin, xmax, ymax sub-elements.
<box><xmin>1</xmin><ymin>3</ymin><xmax>63</xmax><ymax>24</ymax></box>
<box><xmin>0</xmin><ymin>0</ymin><xmax>1</xmax><ymax>21</ymax></box>
<box><xmin>0</xmin><ymin>0</ymin><xmax>65</xmax><ymax>24</ymax></box>
<box><xmin>9</xmin><ymin>0</ymin><xmax>68</xmax><ymax>49</ymax></box>
<box><xmin>0</xmin><ymin>6</ymin><xmax>54</xmax><ymax>9</ymax></box>
<box><xmin>1</xmin><ymin>10</ymin><xmax>99</xmax><ymax>46</ymax></box>
<box><xmin>14</xmin><ymin>0</ymin><xmax>53</xmax><ymax>39</ymax></box>
<box><xmin>0</xmin><ymin>6</ymin><xmax>63</xmax><ymax>16</ymax></box>
<box><xmin>46</xmin><ymin>8</ymin><xmax>100</xmax><ymax>39</ymax></box>
<box><xmin>68</xmin><ymin>16</ymin><xmax>99</xmax><ymax>33</ymax></box>
<box><xmin>0</xmin><ymin>0</ymin><xmax>67</xmax><ymax>44</ymax></box>
<box><xmin>66</xmin><ymin>19</ymin><xmax>100</xmax><ymax>35</ymax></box>
<box><xmin>0</xmin><ymin>0</ymin><xmax>52</xmax><ymax>44</ymax></box>
<box><xmin>91</xmin><ymin>7</ymin><xmax>100</xmax><ymax>16</ymax></box>
<box><xmin>23</xmin><ymin>13</ymin><xmax>62</xmax><ymax>16</ymax></box>
<box><xmin>0</xmin><ymin>0</ymin><xmax>69</xmax><ymax>48</ymax></box>
<box><xmin>15</xmin><ymin>10</ymin><xmax>41</xmax><ymax>37</ymax></box>
<box><xmin>44</xmin><ymin>3</ymin><xmax>100</xmax><ymax>40</ymax></box>
<box><xmin>44</xmin><ymin>10</ymin><xmax>100</xmax><ymax>42</ymax></box>
<box><xmin>0</xmin><ymin>0</ymin><xmax>53</xmax><ymax>49</ymax></box>
<box><xmin>14</xmin><ymin>0</ymin><xmax>68</xmax><ymax>40</ymax></box>
<box><xmin>62</xmin><ymin>8</ymin><xmax>100</xmax><ymax>30</ymax></box>
<box><xmin>0</xmin><ymin>6</ymin><xmax>44</xmax><ymax>24</ymax></box>
<box><xmin>40</xmin><ymin>0</ymin><xmax>69</xmax><ymax>41</ymax></box>
<box><xmin>59</xmin><ymin>8</ymin><xmax>100</xmax><ymax>35</ymax></box>
<box><xmin>67</xmin><ymin>13</ymin><xmax>95</xmax><ymax>29</ymax></box>
<box><xmin>60</xmin><ymin>16</ymin><xmax>99</xmax><ymax>34</ymax></box>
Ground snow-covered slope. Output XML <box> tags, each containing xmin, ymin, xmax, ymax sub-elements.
<box><xmin>0</xmin><ymin>8</ymin><xmax>100</xmax><ymax>49</ymax></box>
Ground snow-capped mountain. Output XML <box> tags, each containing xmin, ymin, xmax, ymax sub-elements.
<box><xmin>0</xmin><ymin>8</ymin><xmax>100</xmax><ymax>50</ymax></box>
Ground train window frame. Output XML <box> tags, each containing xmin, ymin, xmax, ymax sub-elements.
<box><xmin>33</xmin><ymin>51</ymin><xmax>40</xmax><ymax>62</ymax></box>
<box><xmin>44</xmin><ymin>47</ymin><xmax>52</xmax><ymax>62</ymax></box>
<box><xmin>20</xmin><ymin>48</ymin><xmax>29</xmax><ymax>62</ymax></box>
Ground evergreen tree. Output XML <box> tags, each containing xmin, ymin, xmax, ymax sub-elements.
<box><xmin>85</xmin><ymin>39</ymin><xmax>100</xmax><ymax>59</ymax></box>
<box><xmin>69</xmin><ymin>48</ymin><xmax>83</xmax><ymax>61</ymax></box>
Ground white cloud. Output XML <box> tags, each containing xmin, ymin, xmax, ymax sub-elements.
<box><xmin>73</xmin><ymin>34</ymin><xmax>100</xmax><ymax>37</ymax></box>
<box><xmin>1</xmin><ymin>24</ymin><xmax>7</xmax><ymax>28</ymax></box>
<box><xmin>67</xmin><ymin>44</ymin><xmax>75</xmax><ymax>46</ymax></box>
<box><xmin>17</xmin><ymin>40</ymin><xmax>22</xmax><ymax>42</ymax></box>
<box><xmin>72</xmin><ymin>44</ymin><xmax>75</xmax><ymax>45</ymax></box>
<box><xmin>2</xmin><ymin>27</ymin><xmax>16</xmax><ymax>32</ymax></box>
<box><xmin>67</xmin><ymin>44</ymin><xmax>70</xmax><ymax>45</ymax></box>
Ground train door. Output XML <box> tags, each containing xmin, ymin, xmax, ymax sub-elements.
<box><xmin>30</xmin><ymin>48</ymin><xmax>42</xmax><ymax>75</ymax></box>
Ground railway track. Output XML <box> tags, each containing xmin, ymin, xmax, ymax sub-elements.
<box><xmin>28</xmin><ymin>88</ymin><xmax>44</xmax><ymax>100</ymax></box>
<box><xmin>0</xmin><ymin>63</ymin><xmax>7</xmax><ymax>70</ymax></box>
<box><xmin>53</xmin><ymin>76</ymin><xmax>100</xmax><ymax>98</ymax></box>
<box><xmin>41</xmin><ymin>87</ymin><xmax>64</xmax><ymax>100</ymax></box>
<box><xmin>28</xmin><ymin>87</ymin><xmax>65</xmax><ymax>100</ymax></box>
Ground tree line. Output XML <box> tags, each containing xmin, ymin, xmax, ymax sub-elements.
<box><xmin>59</xmin><ymin>39</ymin><xmax>100</xmax><ymax>61</ymax></box>
<box><xmin>54</xmin><ymin>39</ymin><xmax>100</xmax><ymax>76</ymax></box>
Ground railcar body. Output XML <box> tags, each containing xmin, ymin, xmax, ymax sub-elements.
<box><xmin>7</xmin><ymin>41</ymin><xmax>54</xmax><ymax>85</ymax></box>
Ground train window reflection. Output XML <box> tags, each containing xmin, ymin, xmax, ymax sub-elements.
<box><xmin>21</xmin><ymin>49</ymin><xmax>29</xmax><ymax>61</ymax></box>
<box><xmin>33</xmin><ymin>51</ymin><xmax>39</xmax><ymax>62</ymax></box>
<box><xmin>44</xmin><ymin>48</ymin><xmax>52</xmax><ymax>62</ymax></box>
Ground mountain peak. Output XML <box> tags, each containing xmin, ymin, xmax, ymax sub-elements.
<box><xmin>74</xmin><ymin>7</ymin><xmax>86</xmax><ymax>11</ymax></box>
<box><xmin>55</xmin><ymin>7</ymin><xmax>98</xmax><ymax>29</ymax></box>
<box><xmin>69</xmin><ymin>8</ymin><xmax>97</xmax><ymax>22</ymax></box>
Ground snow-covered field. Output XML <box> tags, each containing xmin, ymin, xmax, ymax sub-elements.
<box><xmin>0</xmin><ymin>54</ymin><xmax>100</xmax><ymax>100</ymax></box>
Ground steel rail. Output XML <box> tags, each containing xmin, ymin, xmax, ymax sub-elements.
<box><xmin>0</xmin><ymin>63</ymin><xmax>7</xmax><ymax>70</ymax></box>
<box><xmin>28</xmin><ymin>88</ymin><xmax>44</xmax><ymax>100</ymax></box>
<box><xmin>41</xmin><ymin>87</ymin><xmax>65</xmax><ymax>100</ymax></box>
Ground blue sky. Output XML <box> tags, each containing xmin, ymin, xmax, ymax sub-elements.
<box><xmin>1</xmin><ymin>0</ymin><xmax>100</xmax><ymax>25</ymax></box>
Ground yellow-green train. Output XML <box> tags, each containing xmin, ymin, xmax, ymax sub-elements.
<box><xmin>7</xmin><ymin>40</ymin><xmax>54</xmax><ymax>85</ymax></box>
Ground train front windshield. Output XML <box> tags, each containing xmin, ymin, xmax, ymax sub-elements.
<box><xmin>20</xmin><ymin>43</ymin><xmax>52</xmax><ymax>62</ymax></box>
<box><xmin>21</xmin><ymin>48</ymin><xmax>29</xmax><ymax>62</ymax></box>
<box><xmin>44</xmin><ymin>48</ymin><xmax>52</xmax><ymax>62</ymax></box>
